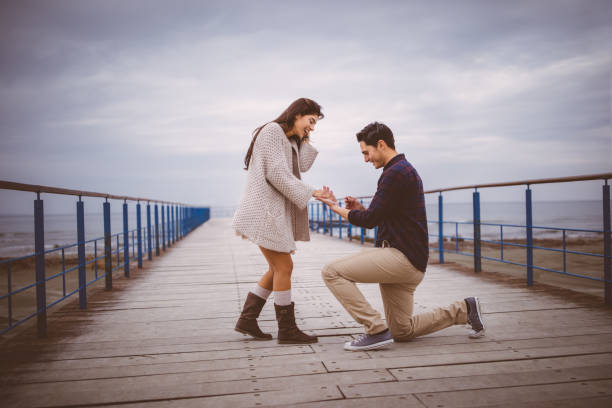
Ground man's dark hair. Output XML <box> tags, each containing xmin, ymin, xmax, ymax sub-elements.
<box><xmin>355</xmin><ymin>122</ymin><xmax>395</xmax><ymax>150</ymax></box>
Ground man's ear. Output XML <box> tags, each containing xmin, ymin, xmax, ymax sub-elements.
<box><xmin>377</xmin><ymin>139</ymin><xmax>387</xmax><ymax>150</ymax></box>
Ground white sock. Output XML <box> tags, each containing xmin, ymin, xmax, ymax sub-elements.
<box><xmin>251</xmin><ymin>284</ymin><xmax>271</xmax><ymax>300</ymax></box>
<box><xmin>274</xmin><ymin>289</ymin><xmax>292</xmax><ymax>306</ymax></box>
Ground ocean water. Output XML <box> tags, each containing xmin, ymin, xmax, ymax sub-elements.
<box><xmin>0</xmin><ymin>200</ymin><xmax>606</xmax><ymax>257</ymax></box>
<box><xmin>0</xmin><ymin>212</ymin><xmax>150</xmax><ymax>258</ymax></box>
<box><xmin>425</xmin><ymin>200</ymin><xmax>606</xmax><ymax>242</ymax></box>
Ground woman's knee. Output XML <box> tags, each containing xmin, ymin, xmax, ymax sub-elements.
<box><xmin>271</xmin><ymin>261</ymin><xmax>293</xmax><ymax>277</ymax></box>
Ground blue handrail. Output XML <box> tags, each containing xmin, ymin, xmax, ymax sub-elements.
<box><xmin>309</xmin><ymin>172</ymin><xmax>612</xmax><ymax>304</ymax></box>
<box><xmin>0</xmin><ymin>180</ymin><xmax>210</xmax><ymax>337</ymax></box>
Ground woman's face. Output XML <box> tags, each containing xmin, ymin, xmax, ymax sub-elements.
<box><xmin>291</xmin><ymin>114</ymin><xmax>318</xmax><ymax>139</ymax></box>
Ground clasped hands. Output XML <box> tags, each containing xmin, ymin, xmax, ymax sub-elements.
<box><xmin>313</xmin><ymin>187</ymin><xmax>366</xmax><ymax>211</ymax></box>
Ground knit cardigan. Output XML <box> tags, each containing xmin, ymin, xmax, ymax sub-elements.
<box><xmin>232</xmin><ymin>122</ymin><xmax>318</xmax><ymax>253</ymax></box>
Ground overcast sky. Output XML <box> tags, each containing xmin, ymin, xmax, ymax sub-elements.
<box><xmin>0</xmin><ymin>0</ymin><xmax>610</xmax><ymax>213</ymax></box>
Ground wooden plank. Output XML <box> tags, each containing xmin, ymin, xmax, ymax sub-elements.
<box><xmin>478</xmin><ymin>395</ymin><xmax>612</xmax><ymax>408</ymax></box>
<box><xmin>281</xmin><ymin>395</ymin><xmax>424</xmax><ymax>408</ymax></box>
<box><xmin>0</xmin><ymin>369</ymin><xmax>392</xmax><ymax>407</ymax></box>
<box><xmin>325</xmin><ymin>343</ymin><xmax>612</xmax><ymax>372</ymax></box>
<box><xmin>369</xmin><ymin>333</ymin><xmax>612</xmax><ymax>359</ymax></box>
<box><xmin>415</xmin><ymin>379</ymin><xmax>612</xmax><ymax>407</ymax></box>
<box><xmin>390</xmin><ymin>353</ymin><xmax>612</xmax><ymax>380</ymax></box>
<box><xmin>341</xmin><ymin>365</ymin><xmax>612</xmax><ymax>398</ymax></box>
<box><xmin>3</xmin><ymin>383</ymin><xmax>344</xmax><ymax>408</ymax></box>
<box><xmin>4</xmin><ymin>348</ymin><xmax>370</xmax><ymax>379</ymax></box>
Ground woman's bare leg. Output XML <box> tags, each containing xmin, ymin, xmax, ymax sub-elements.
<box><xmin>258</xmin><ymin>246</ymin><xmax>317</xmax><ymax>343</ymax></box>
<box><xmin>259</xmin><ymin>247</ymin><xmax>293</xmax><ymax>291</ymax></box>
<box><xmin>257</xmin><ymin>269</ymin><xmax>274</xmax><ymax>291</ymax></box>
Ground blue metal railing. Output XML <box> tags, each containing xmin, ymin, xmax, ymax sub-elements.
<box><xmin>0</xmin><ymin>180</ymin><xmax>210</xmax><ymax>337</ymax></box>
<box><xmin>308</xmin><ymin>173</ymin><xmax>612</xmax><ymax>304</ymax></box>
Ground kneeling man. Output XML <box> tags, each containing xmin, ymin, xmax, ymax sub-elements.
<box><xmin>319</xmin><ymin>122</ymin><xmax>485</xmax><ymax>351</ymax></box>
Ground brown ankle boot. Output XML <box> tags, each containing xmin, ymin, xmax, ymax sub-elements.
<box><xmin>235</xmin><ymin>292</ymin><xmax>272</xmax><ymax>340</ymax></box>
<box><xmin>274</xmin><ymin>302</ymin><xmax>318</xmax><ymax>344</ymax></box>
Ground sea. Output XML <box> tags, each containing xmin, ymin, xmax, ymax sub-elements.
<box><xmin>0</xmin><ymin>200</ymin><xmax>607</xmax><ymax>258</ymax></box>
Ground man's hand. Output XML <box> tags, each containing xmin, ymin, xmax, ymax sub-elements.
<box><xmin>345</xmin><ymin>196</ymin><xmax>365</xmax><ymax>211</ymax></box>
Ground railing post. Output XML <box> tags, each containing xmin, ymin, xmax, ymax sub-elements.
<box><xmin>147</xmin><ymin>203</ymin><xmax>152</xmax><ymax>260</ymax></box>
<box><xmin>169</xmin><ymin>206</ymin><xmax>172</xmax><ymax>244</ymax></box>
<box><xmin>104</xmin><ymin>200</ymin><xmax>112</xmax><ymax>290</ymax></box>
<box><xmin>322</xmin><ymin>203</ymin><xmax>327</xmax><ymax>234</ymax></box>
<box><xmin>526</xmin><ymin>185</ymin><xmax>534</xmax><ymax>286</ymax></box>
<box><xmin>473</xmin><ymin>190</ymin><xmax>481</xmax><ymax>273</ymax></box>
<box><xmin>339</xmin><ymin>202</ymin><xmax>343</xmax><ymax>239</ymax></box>
<box><xmin>316</xmin><ymin>203</ymin><xmax>320</xmax><ymax>233</ymax></box>
<box><xmin>161</xmin><ymin>204</ymin><xmax>166</xmax><ymax>251</ymax></box>
<box><xmin>155</xmin><ymin>204</ymin><xmax>160</xmax><ymax>256</ymax></box>
<box><xmin>186</xmin><ymin>207</ymin><xmax>189</xmax><ymax>233</ymax></box>
<box><xmin>34</xmin><ymin>192</ymin><xmax>47</xmax><ymax>337</ymax></box>
<box><xmin>603</xmin><ymin>180</ymin><xmax>611</xmax><ymax>304</ymax></box>
<box><xmin>137</xmin><ymin>202</ymin><xmax>142</xmax><ymax>268</ymax></box>
<box><xmin>438</xmin><ymin>193</ymin><xmax>444</xmax><ymax>264</ymax></box>
<box><xmin>166</xmin><ymin>205</ymin><xmax>171</xmax><ymax>247</ymax></box>
<box><xmin>123</xmin><ymin>201</ymin><xmax>130</xmax><ymax>277</ymax></box>
<box><xmin>309</xmin><ymin>203</ymin><xmax>313</xmax><ymax>231</ymax></box>
<box><xmin>77</xmin><ymin>196</ymin><xmax>87</xmax><ymax>309</ymax></box>
<box><xmin>172</xmin><ymin>205</ymin><xmax>176</xmax><ymax>244</ymax></box>
<box><xmin>180</xmin><ymin>206</ymin><xmax>183</xmax><ymax>238</ymax></box>
<box><xmin>360</xmin><ymin>199</ymin><xmax>365</xmax><ymax>245</ymax></box>
<box><xmin>329</xmin><ymin>205</ymin><xmax>333</xmax><ymax>237</ymax></box>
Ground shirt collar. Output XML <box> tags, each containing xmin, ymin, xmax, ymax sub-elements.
<box><xmin>383</xmin><ymin>153</ymin><xmax>405</xmax><ymax>171</ymax></box>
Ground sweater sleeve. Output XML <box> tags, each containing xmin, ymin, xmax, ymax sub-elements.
<box><xmin>258</xmin><ymin>124</ymin><xmax>315</xmax><ymax>209</ymax></box>
<box><xmin>298</xmin><ymin>142</ymin><xmax>318</xmax><ymax>172</ymax></box>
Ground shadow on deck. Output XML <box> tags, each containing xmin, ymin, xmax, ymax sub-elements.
<box><xmin>1</xmin><ymin>218</ymin><xmax>612</xmax><ymax>407</ymax></box>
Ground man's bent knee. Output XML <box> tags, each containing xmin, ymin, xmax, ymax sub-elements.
<box><xmin>321</xmin><ymin>263</ymin><xmax>339</xmax><ymax>282</ymax></box>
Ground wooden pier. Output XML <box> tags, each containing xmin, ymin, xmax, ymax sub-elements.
<box><xmin>1</xmin><ymin>218</ymin><xmax>612</xmax><ymax>407</ymax></box>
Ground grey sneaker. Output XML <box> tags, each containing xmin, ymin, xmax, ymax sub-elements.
<box><xmin>465</xmin><ymin>297</ymin><xmax>485</xmax><ymax>339</ymax></box>
<box><xmin>344</xmin><ymin>329</ymin><xmax>394</xmax><ymax>351</ymax></box>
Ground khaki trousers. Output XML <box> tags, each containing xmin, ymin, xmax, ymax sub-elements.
<box><xmin>322</xmin><ymin>247</ymin><xmax>468</xmax><ymax>341</ymax></box>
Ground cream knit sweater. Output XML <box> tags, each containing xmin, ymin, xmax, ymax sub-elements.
<box><xmin>232</xmin><ymin>122</ymin><xmax>318</xmax><ymax>253</ymax></box>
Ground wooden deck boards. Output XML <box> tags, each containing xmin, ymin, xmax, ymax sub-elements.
<box><xmin>1</xmin><ymin>218</ymin><xmax>612</xmax><ymax>407</ymax></box>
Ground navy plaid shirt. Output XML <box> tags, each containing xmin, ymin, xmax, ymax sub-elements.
<box><xmin>348</xmin><ymin>154</ymin><xmax>429</xmax><ymax>272</ymax></box>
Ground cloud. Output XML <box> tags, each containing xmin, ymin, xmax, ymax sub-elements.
<box><xmin>0</xmin><ymin>0</ymin><xmax>610</xmax><ymax>213</ymax></box>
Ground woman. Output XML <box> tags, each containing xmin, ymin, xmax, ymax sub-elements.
<box><xmin>232</xmin><ymin>98</ymin><xmax>328</xmax><ymax>344</ymax></box>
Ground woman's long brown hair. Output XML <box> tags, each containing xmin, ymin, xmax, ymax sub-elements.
<box><xmin>243</xmin><ymin>98</ymin><xmax>324</xmax><ymax>170</ymax></box>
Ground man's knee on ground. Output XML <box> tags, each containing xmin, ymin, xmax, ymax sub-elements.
<box><xmin>389</xmin><ymin>320</ymin><xmax>416</xmax><ymax>342</ymax></box>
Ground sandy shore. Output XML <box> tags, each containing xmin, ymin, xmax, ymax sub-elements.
<box><xmin>0</xmin><ymin>253</ymin><xmax>120</xmax><ymax>328</ymax></box>
<box><xmin>431</xmin><ymin>236</ymin><xmax>607</xmax><ymax>297</ymax></box>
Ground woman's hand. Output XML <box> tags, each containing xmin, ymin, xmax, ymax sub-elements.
<box><xmin>313</xmin><ymin>186</ymin><xmax>336</xmax><ymax>203</ymax></box>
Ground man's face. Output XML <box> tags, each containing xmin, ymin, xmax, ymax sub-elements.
<box><xmin>359</xmin><ymin>141</ymin><xmax>385</xmax><ymax>169</ymax></box>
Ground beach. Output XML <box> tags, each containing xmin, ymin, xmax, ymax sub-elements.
<box><xmin>0</xmin><ymin>253</ymin><xmax>116</xmax><ymax>329</ymax></box>
<box><xmin>429</xmin><ymin>236</ymin><xmax>607</xmax><ymax>298</ymax></box>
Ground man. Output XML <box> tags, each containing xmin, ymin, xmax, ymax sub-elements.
<box><xmin>318</xmin><ymin>122</ymin><xmax>485</xmax><ymax>351</ymax></box>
